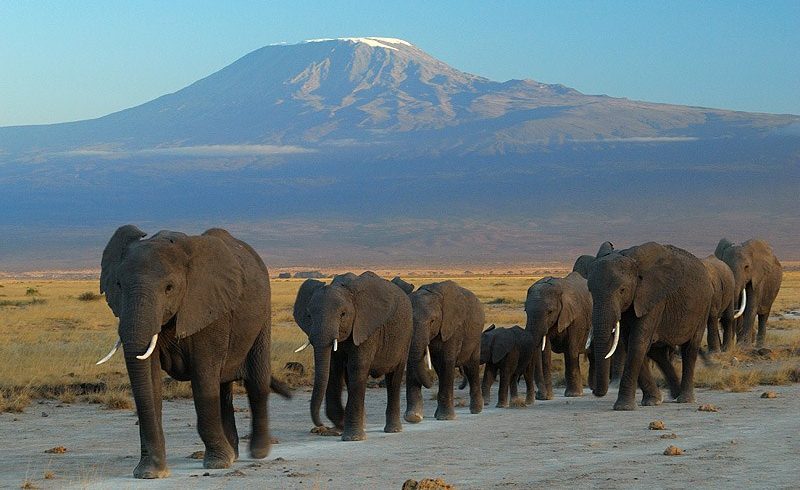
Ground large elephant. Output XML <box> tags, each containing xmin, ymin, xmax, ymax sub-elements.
<box><xmin>714</xmin><ymin>238</ymin><xmax>783</xmax><ymax>347</ymax></box>
<box><xmin>97</xmin><ymin>226</ymin><xmax>289</xmax><ymax>478</ymax></box>
<box><xmin>479</xmin><ymin>325</ymin><xmax>534</xmax><ymax>407</ymax></box>
<box><xmin>702</xmin><ymin>255</ymin><xmax>738</xmax><ymax>352</ymax></box>
<box><xmin>525</xmin><ymin>272</ymin><xmax>592</xmax><ymax>399</ymax></box>
<box><xmin>404</xmin><ymin>281</ymin><xmax>484</xmax><ymax>423</ymax></box>
<box><xmin>588</xmin><ymin>242</ymin><xmax>713</xmax><ymax>410</ymax></box>
<box><xmin>292</xmin><ymin>271</ymin><xmax>413</xmax><ymax>441</ymax></box>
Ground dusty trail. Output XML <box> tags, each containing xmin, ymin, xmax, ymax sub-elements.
<box><xmin>2</xmin><ymin>383</ymin><xmax>798</xmax><ymax>489</ymax></box>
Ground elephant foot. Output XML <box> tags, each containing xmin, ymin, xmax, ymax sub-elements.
<box><xmin>470</xmin><ymin>398</ymin><xmax>483</xmax><ymax>414</ymax></box>
<box><xmin>341</xmin><ymin>429</ymin><xmax>367</xmax><ymax>441</ymax></box>
<box><xmin>535</xmin><ymin>390</ymin><xmax>553</xmax><ymax>401</ymax></box>
<box><xmin>641</xmin><ymin>394</ymin><xmax>662</xmax><ymax>406</ymax></box>
<box><xmin>404</xmin><ymin>409</ymin><xmax>423</xmax><ymax>423</ymax></box>
<box><xmin>496</xmin><ymin>400</ymin><xmax>509</xmax><ymax>408</ymax></box>
<box><xmin>434</xmin><ymin>406</ymin><xmax>456</xmax><ymax>420</ymax></box>
<box><xmin>203</xmin><ymin>447</ymin><xmax>235</xmax><ymax>469</ymax></box>
<box><xmin>613</xmin><ymin>399</ymin><xmax>637</xmax><ymax>411</ymax></box>
<box><xmin>525</xmin><ymin>395</ymin><xmax>535</xmax><ymax>405</ymax></box>
<box><xmin>249</xmin><ymin>432</ymin><xmax>271</xmax><ymax>459</ymax></box>
<box><xmin>676</xmin><ymin>392</ymin><xmax>695</xmax><ymax>404</ymax></box>
<box><xmin>133</xmin><ymin>458</ymin><xmax>169</xmax><ymax>479</ymax></box>
<box><xmin>384</xmin><ymin>421</ymin><xmax>402</xmax><ymax>433</ymax></box>
<box><xmin>564</xmin><ymin>388</ymin><xmax>584</xmax><ymax>397</ymax></box>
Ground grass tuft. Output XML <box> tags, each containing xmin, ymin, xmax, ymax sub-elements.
<box><xmin>77</xmin><ymin>291</ymin><xmax>101</xmax><ymax>302</ymax></box>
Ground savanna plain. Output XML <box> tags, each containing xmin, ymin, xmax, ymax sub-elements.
<box><xmin>1</xmin><ymin>269</ymin><xmax>799</xmax><ymax>488</ymax></box>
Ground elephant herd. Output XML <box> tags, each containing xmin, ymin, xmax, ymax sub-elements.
<box><xmin>95</xmin><ymin>226</ymin><xmax>783</xmax><ymax>479</ymax></box>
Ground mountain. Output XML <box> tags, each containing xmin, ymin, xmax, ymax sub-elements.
<box><xmin>1</xmin><ymin>37</ymin><xmax>798</xmax><ymax>270</ymax></box>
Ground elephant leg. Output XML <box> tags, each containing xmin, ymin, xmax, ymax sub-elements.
<box><xmin>586</xmin><ymin>348</ymin><xmax>595</xmax><ymax>391</ymax></box>
<box><xmin>706</xmin><ymin>316</ymin><xmax>722</xmax><ymax>353</ymax></box>
<box><xmin>614</xmin><ymin>318</ymin><xmax>654</xmax><ymax>411</ymax></box>
<box><xmin>648</xmin><ymin>344</ymin><xmax>680</xmax><ymax>399</ymax></box>
<box><xmin>721</xmin><ymin>313</ymin><xmax>735</xmax><ymax>351</ymax></box>
<box><xmin>243</xmin><ymin>330</ymin><xmax>271</xmax><ymax>459</ymax></box>
<box><xmin>326</xmin><ymin>355</ymin><xmax>346</xmax><ymax>430</ymax></box>
<box><xmin>610</xmin><ymin>341</ymin><xmax>626</xmax><ymax>385</ymax></box>
<box><xmin>524</xmin><ymin>358</ymin><xmax>535</xmax><ymax>405</ymax></box>
<box><xmin>481</xmin><ymin>364</ymin><xmax>495</xmax><ymax>406</ymax></box>
<box><xmin>191</xmin><ymin>376</ymin><xmax>235</xmax><ymax>468</ymax></box>
<box><xmin>220</xmin><ymin>381</ymin><xmax>239</xmax><ymax>461</ymax></box>
<box><xmin>509</xmin><ymin>371</ymin><xmax>520</xmax><ymax>400</ymax></box>
<box><xmin>676</xmin><ymin>340</ymin><xmax>700</xmax><ymax>403</ymax></box>
<box><xmin>497</xmin><ymin>361</ymin><xmax>510</xmax><ymax>408</ymax></box>
<box><xmin>434</xmin><ymin>354</ymin><xmax>456</xmax><ymax>420</ymax></box>
<box><xmin>383</xmin><ymin>368</ymin><xmax>403</xmax><ymax>433</ymax></box>
<box><xmin>638</xmin><ymin>357</ymin><xmax>662</xmax><ymax>406</ymax></box>
<box><xmin>404</xmin><ymin>368</ymin><xmax>424</xmax><ymax>424</ymax></box>
<box><xmin>131</xmin><ymin>354</ymin><xmax>168</xmax><ymax>479</ymax></box>
<box><xmin>738</xmin><ymin>286</ymin><xmax>756</xmax><ymax>346</ymax></box>
<box><xmin>342</xmin><ymin>358</ymin><xmax>369</xmax><ymax>441</ymax></box>
<box><xmin>564</xmin><ymin>347</ymin><xmax>583</xmax><ymax>397</ymax></box>
<box><xmin>756</xmin><ymin>312</ymin><xmax>769</xmax><ymax>348</ymax></box>
<box><xmin>462</xmin><ymin>357</ymin><xmax>483</xmax><ymax>414</ymax></box>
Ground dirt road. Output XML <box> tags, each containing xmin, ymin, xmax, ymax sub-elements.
<box><xmin>2</xmin><ymin>383</ymin><xmax>798</xmax><ymax>489</ymax></box>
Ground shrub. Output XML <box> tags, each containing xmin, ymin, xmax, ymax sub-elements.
<box><xmin>77</xmin><ymin>292</ymin><xmax>101</xmax><ymax>302</ymax></box>
<box><xmin>25</xmin><ymin>287</ymin><xmax>39</xmax><ymax>296</ymax></box>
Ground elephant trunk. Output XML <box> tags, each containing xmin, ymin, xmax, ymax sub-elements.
<box><xmin>591</xmin><ymin>303</ymin><xmax>617</xmax><ymax>397</ymax></box>
<box><xmin>408</xmin><ymin>322</ymin><xmax>433</xmax><ymax>389</ymax></box>
<box><xmin>310</xmin><ymin>345</ymin><xmax>331</xmax><ymax>427</ymax></box>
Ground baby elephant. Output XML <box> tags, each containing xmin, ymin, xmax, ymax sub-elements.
<box><xmin>480</xmin><ymin>325</ymin><xmax>535</xmax><ymax>407</ymax></box>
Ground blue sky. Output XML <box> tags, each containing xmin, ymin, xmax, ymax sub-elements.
<box><xmin>1</xmin><ymin>1</ymin><xmax>798</xmax><ymax>126</ymax></box>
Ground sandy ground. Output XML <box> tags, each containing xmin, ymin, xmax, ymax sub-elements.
<box><xmin>2</xmin><ymin>382</ymin><xmax>798</xmax><ymax>489</ymax></box>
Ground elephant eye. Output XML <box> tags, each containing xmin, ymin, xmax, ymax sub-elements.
<box><xmin>116</xmin><ymin>281</ymin><xmax>121</xmax><ymax>288</ymax></box>
<box><xmin>340</xmin><ymin>311</ymin><xmax>346</xmax><ymax>318</ymax></box>
<box><xmin>165</xmin><ymin>284</ymin><xmax>174</xmax><ymax>293</ymax></box>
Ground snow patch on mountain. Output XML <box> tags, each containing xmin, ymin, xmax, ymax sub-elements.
<box><xmin>305</xmin><ymin>37</ymin><xmax>413</xmax><ymax>51</ymax></box>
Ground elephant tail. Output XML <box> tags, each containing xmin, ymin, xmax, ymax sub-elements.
<box><xmin>270</xmin><ymin>376</ymin><xmax>292</xmax><ymax>399</ymax></box>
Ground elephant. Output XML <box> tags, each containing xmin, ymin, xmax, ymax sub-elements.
<box><xmin>404</xmin><ymin>280</ymin><xmax>484</xmax><ymax>423</ymax></box>
<box><xmin>479</xmin><ymin>325</ymin><xmax>534</xmax><ymax>407</ymax></box>
<box><xmin>701</xmin><ymin>255</ymin><xmax>738</xmax><ymax>352</ymax></box>
<box><xmin>524</xmin><ymin>272</ymin><xmax>593</xmax><ymax>399</ymax></box>
<box><xmin>572</xmin><ymin>242</ymin><xmax>625</xmax><ymax>384</ymax></box>
<box><xmin>292</xmin><ymin>271</ymin><xmax>413</xmax><ymax>441</ymax></box>
<box><xmin>714</xmin><ymin>238</ymin><xmax>783</xmax><ymax>347</ymax></box>
<box><xmin>391</xmin><ymin>276</ymin><xmax>416</xmax><ymax>294</ymax></box>
<box><xmin>587</xmin><ymin>241</ymin><xmax>713</xmax><ymax>410</ymax></box>
<box><xmin>97</xmin><ymin>225</ymin><xmax>289</xmax><ymax>479</ymax></box>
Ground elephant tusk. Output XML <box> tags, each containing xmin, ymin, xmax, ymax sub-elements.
<box><xmin>136</xmin><ymin>334</ymin><xmax>159</xmax><ymax>360</ymax></box>
<box><xmin>733</xmin><ymin>289</ymin><xmax>746</xmax><ymax>319</ymax></box>
<box><xmin>425</xmin><ymin>346</ymin><xmax>433</xmax><ymax>370</ymax></box>
<box><xmin>541</xmin><ymin>336</ymin><xmax>547</xmax><ymax>352</ymax></box>
<box><xmin>333</xmin><ymin>338</ymin><xmax>338</xmax><ymax>352</ymax></box>
<box><xmin>585</xmin><ymin>329</ymin><xmax>593</xmax><ymax>350</ymax></box>
<box><xmin>294</xmin><ymin>341</ymin><xmax>310</xmax><ymax>353</ymax></box>
<box><xmin>605</xmin><ymin>321</ymin><xmax>620</xmax><ymax>360</ymax></box>
<box><xmin>95</xmin><ymin>338</ymin><xmax>122</xmax><ymax>365</ymax></box>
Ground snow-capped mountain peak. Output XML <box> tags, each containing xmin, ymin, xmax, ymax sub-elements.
<box><xmin>304</xmin><ymin>37</ymin><xmax>413</xmax><ymax>50</ymax></box>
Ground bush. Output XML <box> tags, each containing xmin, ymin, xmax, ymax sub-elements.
<box><xmin>25</xmin><ymin>287</ymin><xmax>39</xmax><ymax>296</ymax></box>
<box><xmin>77</xmin><ymin>291</ymin><xmax>101</xmax><ymax>302</ymax></box>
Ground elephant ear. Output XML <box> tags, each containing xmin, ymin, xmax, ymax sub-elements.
<box><xmin>293</xmin><ymin>279</ymin><xmax>325</xmax><ymax>336</ymax></box>
<box><xmin>631</xmin><ymin>249</ymin><xmax>682</xmax><ymax>318</ymax></box>
<box><xmin>480</xmin><ymin>327</ymin><xmax>495</xmax><ymax>364</ymax></box>
<box><xmin>558</xmin><ymin>274</ymin><xmax>592</xmax><ymax>332</ymax></box>
<box><xmin>572</xmin><ymin>255</ymin><xmax>594</xmax><ymax>279</ymax></box>
<box><xmin>438</xmin><ymin>282</ymin><xmax>467</xmax><ymax>342</ymax></box>
<box><xmin>715</xmin><ymin>238</ymin><xmax>734</xmax><ymax>259</ymax></box>
<box><xmin>176</xmin><ymin>234</ymin><xmax>244</xmax><ymax>339</ymax></box>
<box><xmin>491</xmin><ymin>329</ymin><xmax>515</xmax><ymax>364</ymax></box>
<box><xmin>100</xmin><ymin>225</ymin><xmax>147</xmax><ymax>317</ymax></box>
<box><xmin>556</xmin><ymin>284</ymin><xmax>577</xmax><ymax>333</ymax></box>
<box><xmin>350</xmin><ymin>278</ymin><xmax>395</xmax><ymax>346</ymax></box>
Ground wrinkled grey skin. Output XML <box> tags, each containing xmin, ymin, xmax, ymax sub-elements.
<box><xmin>702</xmin><ymin>256</ymin><xmax>736</xmax><ymax>352</ymax></box>
<box><xmin>572</xmin><ymin>242</ymin><xmax>624</xmax><ymax>384</ymax></box>
<box><xmin>391</xmin><ymin>276</ymin><xmax>415</xmax><ymax>295</ymax></box>
<box><xmin>525</xmin><ymin>272</ymin><xmax>593</xmax><ymax>400</ymax></box>
<box><xmin>100</xmin><ymin>226</ymin><xmax>289</xmax><ymax>479</ymax></box>
<box><xmin>292</xmin><ymin>271</ymin><xmax>412</xmax><ymax>441</ymax></box>
<box><xmin>405</xmin><ymin>281</ymin><xmax>484</xmax><ymax>423</ymax></box>
<box><xmin>479</xmin><ymin>325</ymin><xmax>534</xmax><ymax>407</ymax></box>
<box><xmin>588</xmin><ymin>242</ymin><xmax>713</xmax><ymax>411</ymax></box>
<box><xmin>714</xmin><ymin>239</ymin><xmax>783</xmax><ymax>347</ymax></box>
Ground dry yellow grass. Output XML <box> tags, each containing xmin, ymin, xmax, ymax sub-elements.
<box><xmin>1</xmin><ymin>271</ymin><xmax>798</xmax><ymax>411</ymax></box>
